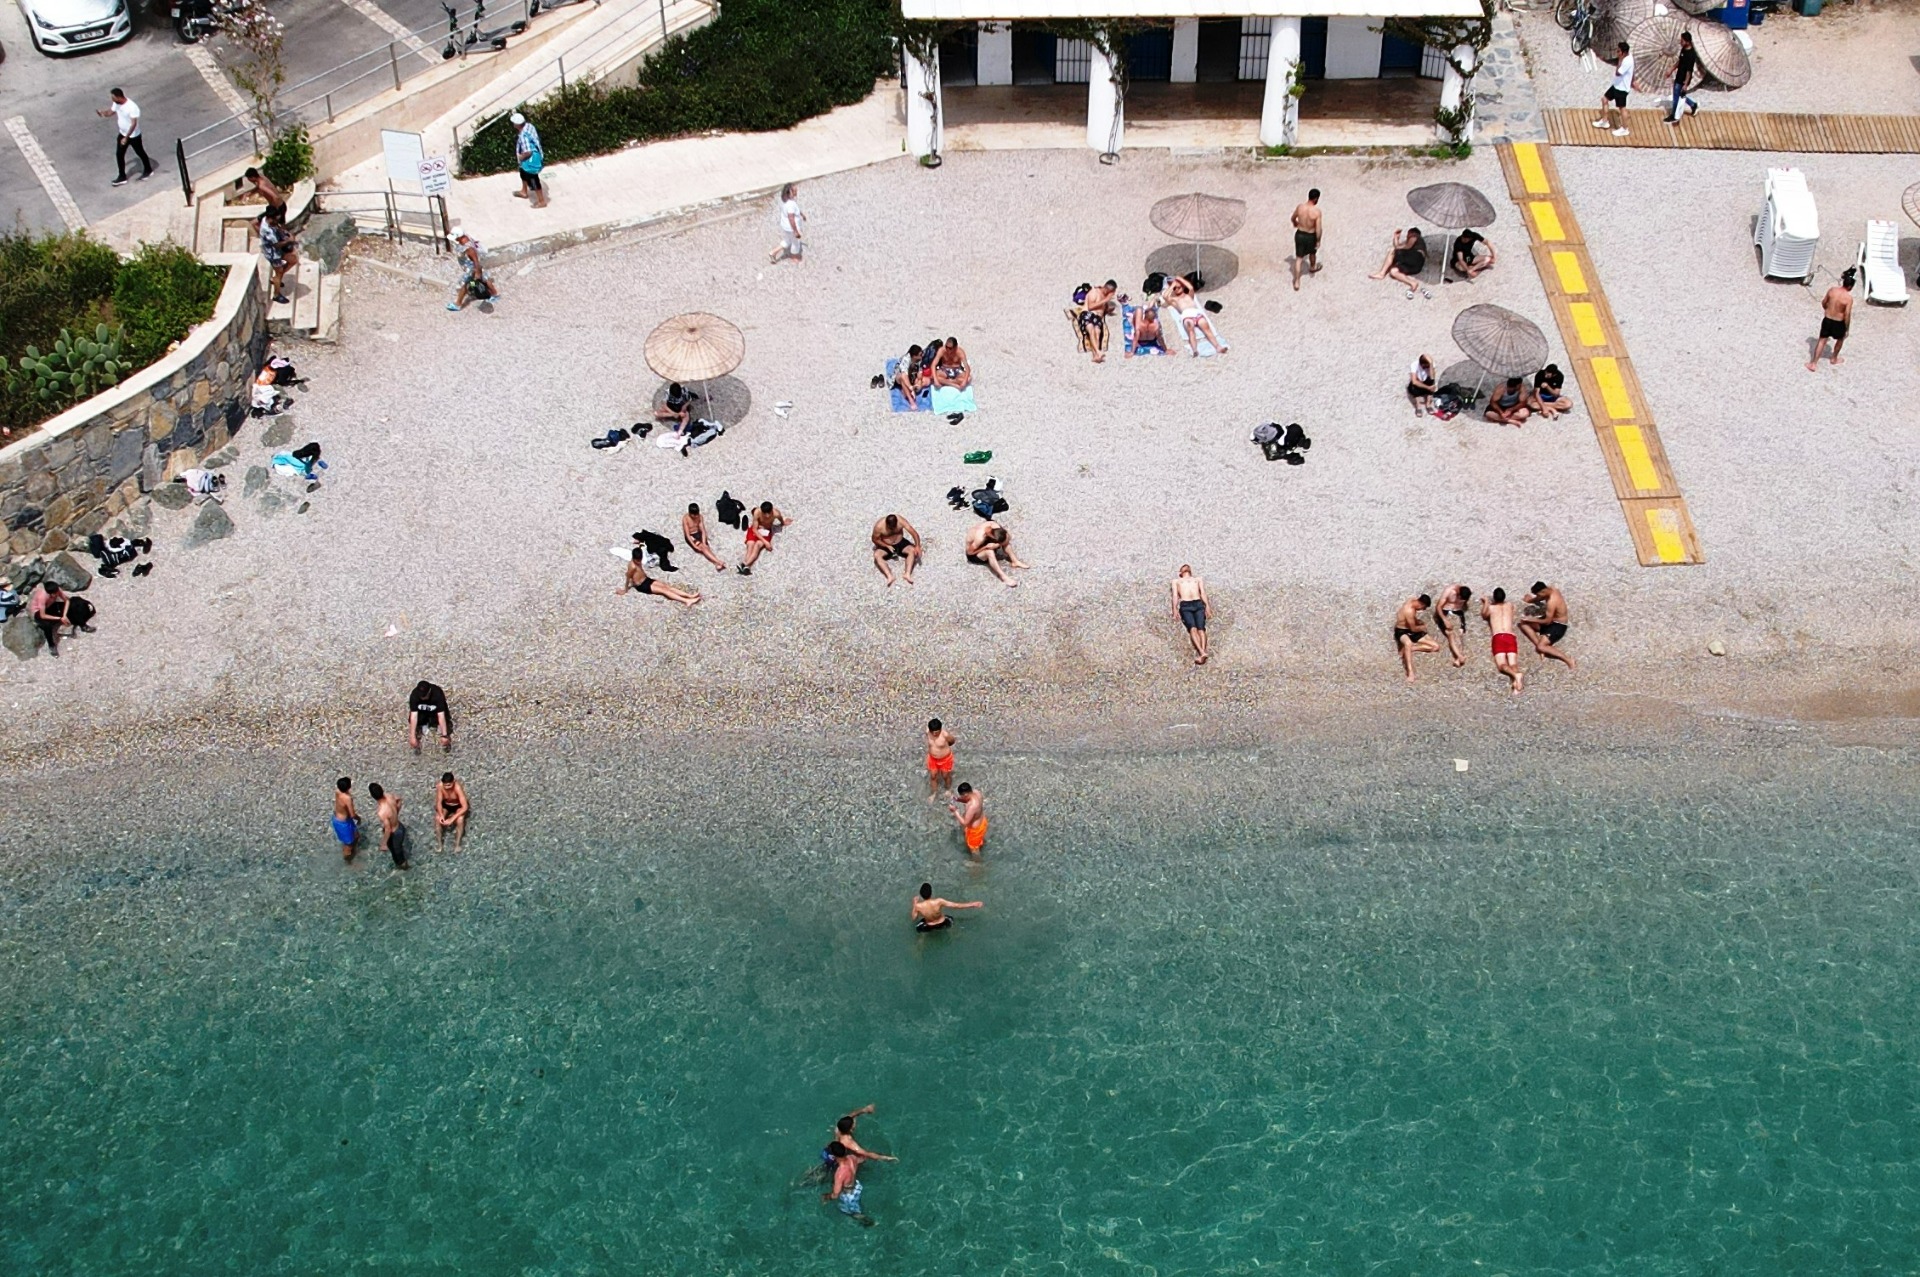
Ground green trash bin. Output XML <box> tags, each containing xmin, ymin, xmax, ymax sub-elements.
<box><xmin>1794</xmin><ymin>0</ymin><xmax>1823</xmax><ymax>14</ymax></box>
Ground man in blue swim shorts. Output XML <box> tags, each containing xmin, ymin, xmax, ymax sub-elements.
<box><xmin>821</xmin><ymin>1141</ymin><xmax>886</xmax><ymax>1227</ymax></box>
<box><xmin>332</xmin><ymin>777</ymin><xmax>360</xmax><ymax>860</ymax></box>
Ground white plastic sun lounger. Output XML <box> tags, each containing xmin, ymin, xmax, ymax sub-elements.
<box><xmin>1857</xmin><ymin>219</ymin><xmax>1909</xmax><ymax>306</ymax></box>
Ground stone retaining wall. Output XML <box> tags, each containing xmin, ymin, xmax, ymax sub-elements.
<box><xmin>0</xmin><ymin>254</ymin><xmax>266</xmax><ymax>557</ymax></box>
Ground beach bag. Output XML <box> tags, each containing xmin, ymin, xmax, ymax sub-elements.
<box><xmin>715</xmin><ymin>491</ymin><xmax>746</xmax><ymax>529</ymax></box>
<box><xmin>468</xmin><ymin>275</ymin><xmax>493</xmax><ymax>301</ymax></box>
<box><xmin>268</xmin><ymin>355</ymin><xmax>301</xmax><ymax>386</ymax></box>
<box><xmin>970</xmin><ymin>480</ymin><xmax>1008</xmax><ymax>518</ymax></box>
<box><xmin>1251</xmin><ymin>423</ymin><xmax>1281</xmax><ymax>446</ymax></box>
<box><xmin>1142</xmin><ymin>271</ymin><xmax>1166</xmax><ymax>297</ymax></box>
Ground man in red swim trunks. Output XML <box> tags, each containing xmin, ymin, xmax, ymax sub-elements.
<box><xmin>925</xmin><ymin>718</ymin><xmax>956</xmax><ymax>800</ymax></box>
<box><xmin>738</xmin><ymin>500</ymin><xmax>790</xmax><ymax>576</ymax></box>
<box><xmin>1481</xmin><ymin>587</ymin><xmax>1524</xmax><ymax>695</ymax></box>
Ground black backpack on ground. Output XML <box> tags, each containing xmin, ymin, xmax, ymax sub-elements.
<box><xmin>1252</xmin><ymin>422</ymin><xmax>1311</xmax><ymax>464</ymax></box>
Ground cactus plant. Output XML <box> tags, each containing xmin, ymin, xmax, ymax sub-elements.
<box><xmin>4</xmin><ymin>323</ymin><xmax>127</xmax><ymax>406</ymax></box>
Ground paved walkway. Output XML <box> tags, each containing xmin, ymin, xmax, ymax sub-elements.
<box><xmin>1497</xmin><ymin>141</ymin><xmax>1702</xmax><ymax>568</ymax></box>
<box><xmin>1472</xmin><ymin>11</ymin><xmax>1548</xmax><ymax>145</ymax></box>
<box><xmin>1544</xmin><ymin>108</ymin><xmax>1920</xmax><ymax>152</ymax></box>
<box><xmin>408</xmin><ymin>87</ymin><xmax>904</xmax><ymax>262</ymax></box>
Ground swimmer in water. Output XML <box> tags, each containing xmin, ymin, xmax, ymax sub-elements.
<box><xmin>912</xmin><ymin>882</ymin><xmax>982</xmax><ymax>932</ymax></box>
<box><xmin>332</xmin><ymin>776</ymin><xmax>359</xmax><ymax>860</ymax></box>
<box><xmin>821</xmin><ymin>1140</ymin><xmax>891</xmax><ymax>1226</ymax></box>
<box><xmin>949</xmin><ymin>782</ymin><xmax>987</xmax><ymax>854</ymax></box>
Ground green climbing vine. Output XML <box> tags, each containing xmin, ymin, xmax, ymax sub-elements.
<box><xmin>1380</xmin><ymin>0</ymin><xmax>1495</xmax><ymax>156</ymax></box>
<box><xmin>893</xmin><ymin>16</ymin><xmax>971</xmax><ymax>164</ymax></box>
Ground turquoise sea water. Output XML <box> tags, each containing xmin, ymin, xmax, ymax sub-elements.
<box><xmin>2</xmin><ymin>729</ymin><xmax>1916</xmax><ymax>1274</ymax></box>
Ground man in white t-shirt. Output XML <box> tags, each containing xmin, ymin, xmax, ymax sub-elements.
<box><xmin>97</xmin><ymin>88</ymin><xmax>154</xmax><ymax>186</ymax></box>
<box><xmin>769</xmin><ymin>182</ymin><xmax>805</xmax><ymax>265</ymax></box>
<box><xmin>1592</xmin><ymin>43</ymin><xmax>1634</xmax><ymax>137</ymax></box>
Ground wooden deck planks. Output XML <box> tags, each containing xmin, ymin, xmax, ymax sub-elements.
<box><xmin>1542</xmin><ymin>107</ymin><xmax>1920</xmax><ymax>152</ymax></box>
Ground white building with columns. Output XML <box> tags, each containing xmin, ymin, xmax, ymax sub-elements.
<box><xmin>899</xmin><ymin>1</ymin><xmax>1483</xmax><ymax>157</ymax></box>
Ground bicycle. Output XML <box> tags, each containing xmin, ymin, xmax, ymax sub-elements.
<box><xmin>1557</xmin><ymin>0</ymin><xmax>1597</xmax><ymax>55</ymax></box>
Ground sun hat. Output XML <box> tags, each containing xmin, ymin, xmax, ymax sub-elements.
<box><xmin>510</xmin><ymin>111</ymin><xmax>525</xmax><ymax>124</ymax></box>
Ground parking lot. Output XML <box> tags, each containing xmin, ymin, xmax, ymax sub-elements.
<box><xmin>0</xmin><ymin>0</ymin><xmax>461</xmax><ymax>234</ymax></box>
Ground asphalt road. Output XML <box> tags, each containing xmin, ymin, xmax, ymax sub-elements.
<box><xmin>0</xmin><ymin>0</ymin><xmax>478</xmax><ymax>235</ymax></box>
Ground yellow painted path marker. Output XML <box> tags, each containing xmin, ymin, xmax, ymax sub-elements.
<box><xmin>1614</xmin><ymin>427</ymin><xmax>1661</xmax><ymax>492</ymax></box>
<box><xmin>1645</xmin><ymin>507</ymin><xmax>1688</xmax><ymax>563</ymax></box>
<box><xmin>1513</xmin><ymin>142</ymin><xmax>1551</xmax><ymax>195</ymax></box>
<box><xmin>1528</xmin><ymin>200</ymin><xmax>1566</xmax><ymax>242</ymax></box>
<box><xmin>1590</xmin><ymin>357</ymin><xmax>1636</xmax><ymax>421</ymax></box>
<box><xmin>1569</xmin><ymin>302</ymin><xmax>1606</xmax><ymax>348</ymax></box>
<box><xmin>1551</xmin><ymin>251</ymin><xmax>1589</xmax><ymax>295</ymax></box>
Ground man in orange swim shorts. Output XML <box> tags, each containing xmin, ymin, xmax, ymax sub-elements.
<box><xmin>925</xmin><ymin>717</ymin><xmax>956</xmax><ymax>800</ymax></box>
<box><xmin>950</xmin><ymin>782</ymin><xmax>987</xmax><ymax>854</ymax></box>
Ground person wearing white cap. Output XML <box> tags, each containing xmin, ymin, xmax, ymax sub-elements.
<box><xmin>512</xmin><ymin>111</ymin><xmax>547</xmax><ymax>208</ymax></box>
<box><xmin>447</xmin><ymin>226</ymin><xmax>497</xmax><ymax>311</ymax></box>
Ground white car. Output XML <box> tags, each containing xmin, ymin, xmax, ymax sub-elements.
<box><xmin>17</xmin><ymin>0</ymin><xmax>133</xmax><ymax>54</ymax></box>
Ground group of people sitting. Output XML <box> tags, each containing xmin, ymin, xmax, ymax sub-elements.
<box><xmin>1369</xmin><ymin>226</ymin><xmax>1497</xmax><ymax>297</ymax></box>
<box><xmin>890</xmin><ymin>337</ymin><xmax>973</xmax><ymax>408</ymax></box>
<box><xmin>1406</xmin><ymin>356</ymin><xmax>1568</xmax><ymax>426</ymax></box>
<box><xmin>1393</xmin><ymin>581</ymin><xmax>1575</xmax><ymax>695</ymax></box>
<box><xmin>1069</xmin><ymin>273</ymin><xmax>1227</xmax><ymax>362</ymax></box>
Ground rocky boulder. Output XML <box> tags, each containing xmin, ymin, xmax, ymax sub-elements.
<box><xmin>2</xmin><ymin>612</ymin><xmax>45</xmax><ymax>661</ymax></box>
<box><xmin>183</xmin><ymin>500</ymin><xmax>235</xmax><ymax>548</ymax></box>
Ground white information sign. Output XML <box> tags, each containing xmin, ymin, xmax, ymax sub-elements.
<box><xmin>380</xmin><ymin>129</ymin><xmax>426</xmax><ymax>191</ymax></box>
<box><xmin>417</xmin><ymin>156</ymin><xmax>451</xmax><ymax>197</ymax></box>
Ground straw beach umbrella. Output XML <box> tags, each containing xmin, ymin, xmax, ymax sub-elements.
<box><xmin>1407</xmin><ymin>182</ymin><xmax>1497</xmax><ymax>282</ymax></box>
<box><xmin>1149</xmin><ymin>192</ymin><xmax>1248</xmax><ymax>286</ymax></box>
<box><xmin>1628</xmin><ymin>12</ymin><xmax>1751</xmax><ymax>91</ymax></box>
<box><xmin>645</xmin><ymin>312</ymin><xmax>745</xmax><ymax>419</ymax></box>
<box><xmin>1452</xmin><ymin>304</ymin><xmax>1549</xmax><ymax>399</ymax></box>
<box><xmin>1686</xmin><ymin>18</ymin><xmax>1752</xmax><ymax>88</ymax></box>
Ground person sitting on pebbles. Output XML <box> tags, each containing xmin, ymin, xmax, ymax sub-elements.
<box><xmin>1485</xmin><ymin>376</ymin><xmax>1531</xmax><ymax>427</ymax></box>
<box><xmin>964</xmin><ymin>519</ymin><xmax>1028</xmax><ymax>588</ymax></box>
<box><xmin>1369</xmin><ymin>227</ymin><xmax>1430</xmax><ymax>297</ymax></box>
<box><xmin>1449</xmin><ymin>228</ymin><xmax>1496</xmax><ymax>280</ymax></box>
<box><xmin>618</xmin><ymin>548</ymin><xmax>702</xmax><ymax>607</ymax></box>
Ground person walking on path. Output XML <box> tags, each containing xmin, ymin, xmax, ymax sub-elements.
<box><xmin>1808</xmin><ymin>268</ymin><xmax>1855</xmax><ymax>372</ymax></box>
<box><xmin>769</xmin><ymin>183</ymin><xmax>805</xmax><ymax>265</ymax></box>
<box><xmin>1290</xmin><ymin>189</ymin><xmax>1323</xmax><ymax>291</ymax></box>
<box><xmin>1594</xmin><ymin>43</ymin><xmax>1634</xmax><ymax>137</ymax></box>
<box><xmin>950</xmin><ymin>782</ymin><xmax>988</xmax><ymax>855</ymax></box>
<box><xmin>99</xmin><ymin>89</ymin><xmax>154</xmax><ymax>186</ymax></box>
<box><xmin>332</xmin><ymin>777</ymin><xmax>360</xmax><ymax>860</ymax></box>
<box><xmin>512</xmin><ymin>112</ymin><xmax>547</xmax><ymax>208</ymax></box>
<box><xmin>448</xmin><ymin>228</ymin><xmax>497</xmax><ymax>311</ymax></box>
<box><xmin>1667</xmin><ymin>31</ymin><xmax>1702</xmax><ymax>124</ymax></box>
<box><xmin>925</xmin><ymin>718</ymin><xmax>956</xmax><ymax>800</ymax></box>
<box><xmin>1171</xmin><ymin>565</ymin><xmax>1211</xmax><ymax>665</ymax></box>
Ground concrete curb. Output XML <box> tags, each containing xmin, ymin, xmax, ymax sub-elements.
<box><xmin>476</xmin><ymin>178</ymin><xmax>795</xmax><ymax>267</ymax></box>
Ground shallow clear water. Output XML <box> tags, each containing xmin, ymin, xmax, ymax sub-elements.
<box><xmin>2</xmin><ymin>729</ymin><xmax>1917</xmax><ymax>1274</ymax></box>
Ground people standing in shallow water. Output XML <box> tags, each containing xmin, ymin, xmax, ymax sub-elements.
<box><xmin>950</xmin><ymin>782</ymin><xmax>987</xmax><ymax>854</ymax></box>
<box><xmin>925</xmin><ymin>718</ymin><xmax>956</xmax><ymax>800</ymax></box>
<box><xmin>369</xmin><ymin>782</ymin><xmax>409</xmax><ymax>869</ymax></box>
<box><xmin>912</xmin><ymin>882</ymin><xmax>982</xmax><ymax>932</ymax></box>
<box><xmin>332</xmin><ymin>777</ymin><xmax>359</xmax><ymax>860</ymax></box>
<box><xmin>435</xmin><ymin>772</ymin><xmax>470</xmax><ymax>852</ymax></box>
<box><xmin>822</xmin><ymin>1140</ymin><xmax>892</xmax><ymax>1226</ymax></box>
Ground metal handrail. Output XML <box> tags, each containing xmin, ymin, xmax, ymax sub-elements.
<box><xmin>454</xmin><ymin>0</ymin><xmax>711</xmax><ymax>152</ymax></box>
<box><xmin>317</xmin><ymin>189</ymin><xmax>452</xmax><ymax>251</ymax></box>
<box><xmin>178</xmin><ymin>0</ymin><xmax>533</xmax><ymax>167</ymax></box>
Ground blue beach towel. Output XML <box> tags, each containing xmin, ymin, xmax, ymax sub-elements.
<box><xmin>885</xmin><ymin>359</ymin><xmax>932</xmax><ymax>412</ymax></box>
<box><xmin>931</xmin><ymin>384</ymin><xmax>976</xmax><ymax>414</ymax></box>
<box><xmin>1121</xmin><ymin>305</ymin><xmax>1170</xmax><ymax>357</ymax></box>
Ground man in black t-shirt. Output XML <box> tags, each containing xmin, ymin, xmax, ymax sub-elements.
<box><xmin>1667</xmin><ymin>31</ymin><xmax>1701</xmax><ymax>124</ymax></box>
<box><xmin>408</xmin><ymin>680</ymin><xmax>453</xmax><ymax>753</ymax></box>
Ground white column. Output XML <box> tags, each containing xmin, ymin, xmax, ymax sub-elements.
<box><xmin>1171</xmin><ymin>19</ymin><xmax>1199</xmax><ymax>83</ymax></box>
<box><xmin>1086</xmin><ymin>44</ymin><xmax>1122</xmax><ymax>153</ymax></box>
<box><xmin>906</xmin><ymin>46</ymin><xmax>943</xmax><ymax>159</ymax></box>
<box><xmin>1259</xmin><ymin>17</ymin><xmax>1301</xmax><ymax>148</ymax></box>
<box><xmin>977</xmin><ymin>21</ymin><xmax>1012</xmax><ymax>86</ymax></box>
<box><xmin>1437</xmin><ymin>43</ymin><xmax>1476</xmax><ymax>142</ymax></box>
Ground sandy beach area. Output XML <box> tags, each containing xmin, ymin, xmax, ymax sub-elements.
<box><xmin>2</xmin><ymin>145</ymin><xmax>1915</xmax><ymax>768</ymax></box>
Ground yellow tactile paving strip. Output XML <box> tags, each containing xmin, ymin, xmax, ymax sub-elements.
<box><xmin>1498</xmin><ymin>142</ymin><xmax>1703</xmax><ymax>567</ymax></box>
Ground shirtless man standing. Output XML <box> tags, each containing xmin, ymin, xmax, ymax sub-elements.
<box><xmin>739</xmin><ymin>501</ymin><xmax>790</xmax><ymax>576</ymax></box>
<box><xmin>871</xmin><ymin>514</ymin><xmax>922</xmax><ymax>586</ymax></box>
<box><xmin>1520</xmin><ymin>580</ymin><xmax>1576</xmax><ymax>671</ymax></box>
<box><xmin>1291</xmin><ymin>188</ymin><xmax>1323</xmax><ymax>291</ymax></box>
<box><xmin>964</xmin><ymin>520</ymin><xmax>1028</xmax><ymax>588</ymax></box>
<box><xmin>1171</xmin><ymin>565</ymin><xmax>1211</xmax><ymax>665</ymax></box>
<box><xmin>682</xmin><ymin>502</ymin><xmax>727</xmax><ymax>572</ymax></box>
<box><xmin>369</xmin><ymin>782</ymin><xmax>409</xmax><ymax>869</ymax></box>
<box><xmin>1393</xmin><ymin>594</ymin><xmax>1442</xmax><ymax>682</ymax></box>
<box><xmin>950</xmin><ymin>782</ymin><xmax>988</xmax><ymax>854</ymax></box>
<box><xmin>1481</xmin><ymin>587</ymin><xmax>1524</xmax><ymax>695</ymax></box>
<box><xmin>930</xmin><ymin>337</ymin><xmax>972</xmax><ymax>390</ymax></box>
<box><xmin>912</xmin><ymin>882</ymin><xmax>983</xmax><ymax>932</ymax></box>
<box><xmin>925</xmin><ymin>718</ymin><xmax>956</xmax><ymax>799</ymax></box>
<box><xmin>435</xmin><ymin>771</ymin><xmax>470</xmax><ymax>852</ymax></box>
<box><xmin>1807</xmin><ymin>267</ymin><xmax>1856</xmax><ymax>372</ymax></box>
<box><xmin>332</xmin><ymin>777</ymin><xmax>360</xmax><ymax>861</ymax></box>
<box><xmin>1434</xmin><ymin>584</ymin><xmax>1473</xmax><ymax>668</ymax></box>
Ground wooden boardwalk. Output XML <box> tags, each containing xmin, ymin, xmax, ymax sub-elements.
<box><xmin>1543</xmin><ymin>108</ymin><xmax>1920</xmax><ymax>152</ymax></box>
<box><xmin>1497</xmin><ymin>141</ymin><xmax>1704</xmax><ymax>567</ymax></box>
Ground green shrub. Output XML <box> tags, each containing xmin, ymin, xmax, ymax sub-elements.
<box><xmin>260</xmin><ymin>124</ymin><xmax>316</xmax><ymax>190</ymax></box>
<box><xmin>459</xmin><ymin>0</ymin><xmax>896</xmax><ymax>175</ymax></box>
<box><xmin>0</xmin><ymin>234</ymin><xmax>224</xmax><ymax>434</ymax></box>
<box><xmin>113</xmin><ymin>243</ymin><xmax>225</xmax><ymax>365</ymax></box>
